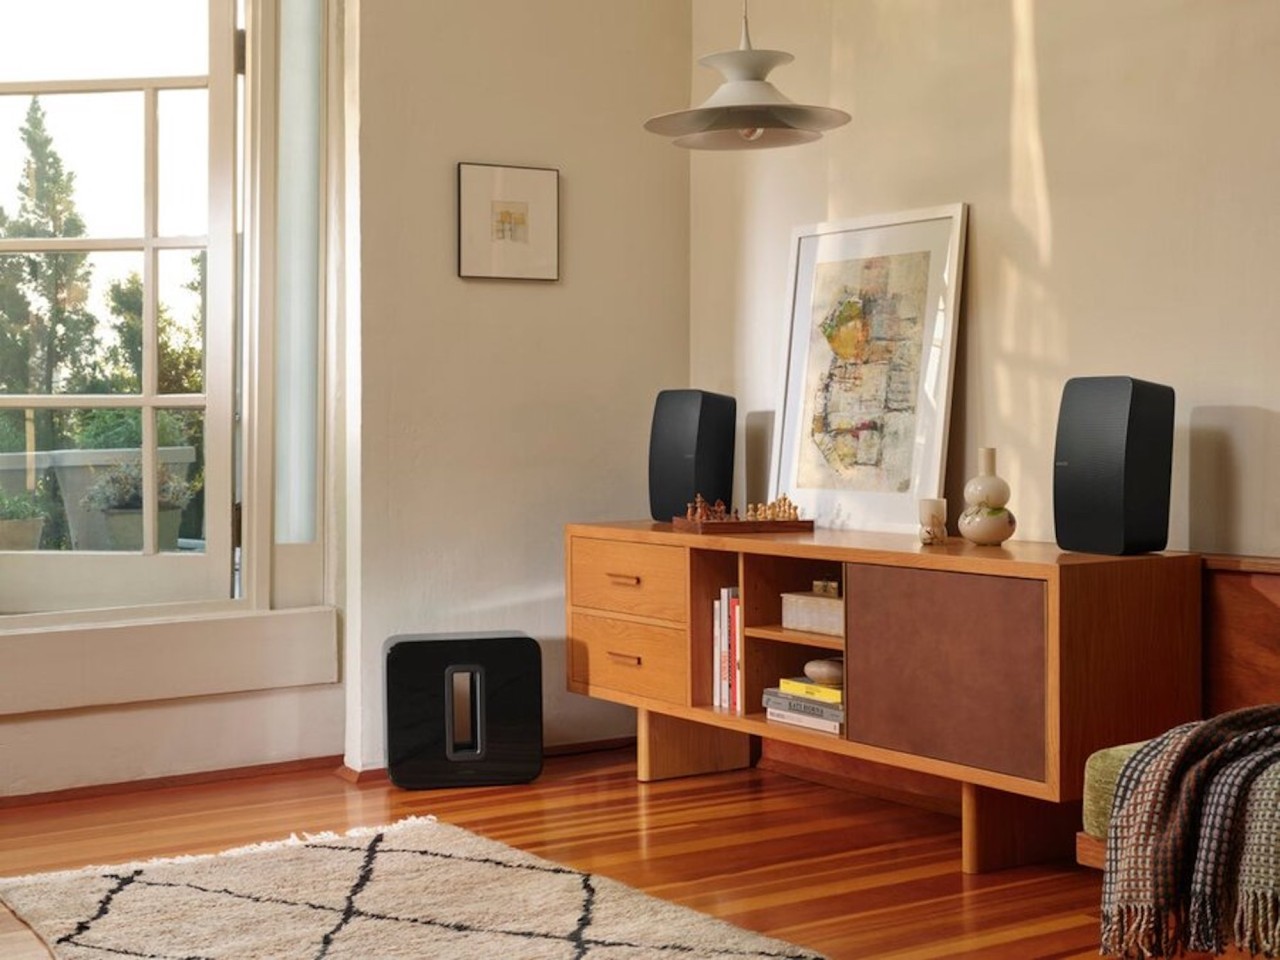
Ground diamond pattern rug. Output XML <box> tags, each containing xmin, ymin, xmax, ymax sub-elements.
<box><xmin>0</xmin><ymin>816</ymin><xmax>825</xmax><ymax>959</ymax></box>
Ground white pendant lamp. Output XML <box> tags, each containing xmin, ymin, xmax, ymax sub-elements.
<box><xmin>644</xmin><ymin>1</ymin><xmax>850</xmax><ymax>150</ymax></box>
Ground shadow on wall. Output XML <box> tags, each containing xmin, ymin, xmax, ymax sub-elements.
<box><xmin>744</xmin><ymin>410</ymin><xmax>775</xmax><ymax>505</ymax></box>
<box><xmin>1188</xmin><ymin>407</ymin><xmax>1280</xmax><ymax>557</ymax></box>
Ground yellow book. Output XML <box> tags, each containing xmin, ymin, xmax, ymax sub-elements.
<box><xmin>777</xmin><ymin>677</ymin><xmax>843</xmax><ymax>704</ymax></box>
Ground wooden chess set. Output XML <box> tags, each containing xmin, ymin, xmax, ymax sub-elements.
<box><xmin>671</xmin><ymin>493</ymin><xmax>815</xmax><ymax>534</ymax></box>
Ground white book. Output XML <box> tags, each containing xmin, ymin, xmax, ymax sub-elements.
<box><xmin>712</xmin><ymin>598</ymin><xmax>722</xmax><ymax>708</ymax></box>
<box><xmin>765</xmin><ymin>707</ymin><xmax>841</xmax><ymax>735</ymax></box>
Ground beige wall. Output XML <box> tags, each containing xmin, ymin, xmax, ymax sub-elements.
<box><xmin>691</xmin><ymin>0</ymin><xmax>1280</xmax><ymax>554</ymax></box>
<box><xmin>348</xmin><ymin>0</ymin><xmax>691</xmax><ymax>767</ymax></box>
<box><xmin>18</xmin><ymin>0</ymin><xmax>1276</xmax><ymax>795</ymax></box>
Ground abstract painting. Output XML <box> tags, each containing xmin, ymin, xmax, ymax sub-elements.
<box><xmin>774</xmin><ymin>206</ymin><xmax>967</xmax><ymax>532</ymax></box>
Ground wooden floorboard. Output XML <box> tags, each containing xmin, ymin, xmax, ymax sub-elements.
<box><xmin>0</xmin><ymin>748</ymin><xmax>1121</xmax><ymax>959</ymax></box>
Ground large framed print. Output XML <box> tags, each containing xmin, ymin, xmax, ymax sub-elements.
<box><xmin>772</xmin><ymin>205</ymin><xmax>967</xmax><ymax>533</ymax></box>
<box><xmin>457</xmin><ymin>162</ymin><xmax>559</xmax><ymax>280</ymax></box>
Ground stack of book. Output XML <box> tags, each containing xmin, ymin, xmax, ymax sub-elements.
<box><xmin>762</xmin><ymin>676</ymin><xmax>843</xmax><ymax>734</ymax></box>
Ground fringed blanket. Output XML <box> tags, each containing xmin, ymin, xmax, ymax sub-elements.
<box><xmin>1100</xmin><ymin>705</ymin><xmax>1280</xmax><ymax>957</ymax></box>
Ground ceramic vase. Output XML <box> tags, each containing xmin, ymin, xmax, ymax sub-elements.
<box><xmin>958</xmin><ymin>447</ymin><xmax>1017</xmax><ymax>546</ymax></box>
<box><xmin>918</xmin><ymin>497</ymin><xmax>947</xmax><ymax>545</ymax></box>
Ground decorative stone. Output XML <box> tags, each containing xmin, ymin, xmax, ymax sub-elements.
<box><xmin>803</xmin><ymin>657</ymin><xmax>844</xmax><ymax>687</ymax></box>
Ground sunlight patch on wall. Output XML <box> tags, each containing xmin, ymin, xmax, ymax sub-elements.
<box><xmin>1010</xmin><ymin>0</ymin><xmax>1052</xmax><ymax>266</ymax></box>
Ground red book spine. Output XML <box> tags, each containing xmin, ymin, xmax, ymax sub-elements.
<box><xmin>729</xmin><ymin>595</ymin><xmax>741</xmax><ymax>712</ymax></box>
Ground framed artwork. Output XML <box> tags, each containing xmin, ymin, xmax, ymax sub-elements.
<box><xmin>772</xmin><ymin>204</ymin><xmax>968</xmax><ymax>533</ymax></box>
<box><xmin>457</xmin><ymin>162</ymin><xmax>559</xmax><ymax>280</ymax></box>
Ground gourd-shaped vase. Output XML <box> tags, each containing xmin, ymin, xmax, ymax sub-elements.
<box><xmin>958</xmin><ymin>447</ymin><xmax>1017</xmax><ymax>546</ymax></box>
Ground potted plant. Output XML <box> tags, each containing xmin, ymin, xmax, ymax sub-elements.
<box><xmin>81</xmin><ymin>462</ymin><xmax>196</xmax><ymax>551</ymax></box>
<box><xmin>0</xmin><ymin>486</ymin><xmax>46</xmax><ymax>550</ymax></box>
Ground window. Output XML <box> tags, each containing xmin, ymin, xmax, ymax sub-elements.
<box><xmin>0</xmin><ymin>0</ymin><xmax>237</xmax><ymax>613</ymax></box>
<box><xmin>0</xmin><ymin>0</ymin><xmax>338</xmax><ymax>716</ymax></box>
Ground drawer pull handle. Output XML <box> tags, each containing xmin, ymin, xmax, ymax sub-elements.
<box><xmin>607</xmin><ymin>651</ymin><xmax>642</xmax><ymax>667</ymax></box>
<box><xmin>606</xmin><ymin>572</ymin><xmax>642</xmax><ymax>586</ymax></box>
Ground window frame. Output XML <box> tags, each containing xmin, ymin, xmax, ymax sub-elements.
<box><xmin>0</xmin><ymin>0</ymin><xmax>334</xmax><ymax>651</ymax></box>
<box><xmin>0</xmin><ymin>4</ymin><xmax>235</xmax><ymax>613</ymax></box>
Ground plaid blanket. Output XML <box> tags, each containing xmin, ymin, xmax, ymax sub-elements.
<box><xmin>1100</xmin><ymin>705</ymin><xmax>1280</xmax><ymax>957</ymax></box>
<box><xmin>1235</xmin><ymin>762</ymin><xmax>1280</xmax><ymax>955</ymax></box>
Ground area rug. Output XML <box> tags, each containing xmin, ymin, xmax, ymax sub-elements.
<box><xmin>0</xmin><ymin>816</ymin><xmax>825</xmax><ymax>959</ymax></box>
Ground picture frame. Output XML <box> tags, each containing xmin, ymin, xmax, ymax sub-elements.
<box><xmin>772</xmin><ymin>204</ymin><xmax>968</xmax><ymax>533</ymax></box>
<box><xmin>457</xmin><ymin>162</ymin><xmax>559</xmax><ymax>281</ymax></box>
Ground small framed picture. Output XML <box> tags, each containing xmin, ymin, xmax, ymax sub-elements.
<box><xmin>457</xmin><ymin>162</ymin><xmax>559</xmax><ymax>281</ymax></box>
<box><xmin>773</xmin><ymin>204</ymin><xmax>968</xmax><ymax>533</ymax></box>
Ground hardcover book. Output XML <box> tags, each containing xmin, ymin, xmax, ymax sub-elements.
<box><xmin>778</xmin><ymin>676</ymin><xmax>843</xmax><ymax>704</ymax></box>
<box><xmin>765</xmin><ymin>707</ymin><xmax>841</xmax><ymax>735</ymax></box>
<box><xmin>762</xmin><ymin>689</ymin><xmax>844</xmax><ymax>724</ymax></box>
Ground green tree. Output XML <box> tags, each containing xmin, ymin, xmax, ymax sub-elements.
<box><xmin>103</xmin><ymin>256</ymin><xmax>205</xmax><ymax>396</ymax></box>
<box><xmin>0</xmin><ymin>97</ymin><xmax>102</xmax><ymax>451</ymax></box>
<box><xmin>97</xmin><ymin>253</ymin><xmax>207</xmax><ymax>539</ymax></box>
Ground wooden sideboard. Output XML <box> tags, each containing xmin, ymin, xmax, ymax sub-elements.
<box><xmin>564</xmin><ymin>521</ymin><xmax>1203</xmax><ymax>872</ymax></box>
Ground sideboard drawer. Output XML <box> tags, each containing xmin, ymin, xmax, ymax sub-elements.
<box><xmin>569</xmin><ymin>538</ymin><xmax>688</xmax><ymax>622</ymax></box>
<box><xmin>568</xmin><ymin>613</ymin><xmax>687</xmax><ymax>704</ymax></box>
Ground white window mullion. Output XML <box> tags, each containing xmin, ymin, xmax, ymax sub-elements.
<box><xmin>142</xmin><ymin>84</ymin><xmax>160</xmax><ymax>555</ymax></box>
<box><xmin>238</xmin><ymin>0</ymin><xmax>279</xmax><ymax>608</ymax></box>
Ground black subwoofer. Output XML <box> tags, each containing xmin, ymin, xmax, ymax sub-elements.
<box><xmin>1053</xmin><ymin>376</ymin><xmax>1175</xmax><ymax>555</ymax></box>
<box><xmin>648</xmin><ymin>389</ymin><xmax>736</xmax><ymax>521</ymax></box>
<box><xmin>385</xmin><ymin>632</ymin><xmax>542</xmax><ymax>789</ymax></box>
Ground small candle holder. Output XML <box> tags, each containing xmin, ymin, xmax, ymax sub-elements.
<box><xmin>919</xmin><ymin>497</ymin><xmax>947</xmax><ymax>545</ymax></box>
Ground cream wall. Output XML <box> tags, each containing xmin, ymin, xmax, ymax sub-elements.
<box><xmin>347</xmin><ymin>0</ymin><xmax>691</xmax><ymax>768</ymax></box>
<box><xmin>691</xmin><ymin>0</ymin><xmax>1280</xmax><ymax>555</ymax></box>
<box><xmin>16</xmin><ymin>0</ymin><xmax>1274</xmax><ymax>796</ymax></box>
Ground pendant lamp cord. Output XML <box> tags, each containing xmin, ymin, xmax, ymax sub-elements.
<box><xmin>739</xmin><ymin>0</ymin><xmax>753</xmax><ymax>51</ymax></box>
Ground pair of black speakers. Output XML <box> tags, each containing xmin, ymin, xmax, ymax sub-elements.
<box><xmin>648</xmin><ymin>378</ymin><xmax>1175</xmax><ymax>556</ymax></box>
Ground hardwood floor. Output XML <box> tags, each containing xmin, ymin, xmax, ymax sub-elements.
<box><xmin>0</xmin><ymin>748</ymin><xmax>1115</xmax><ymax>959</ymax></box>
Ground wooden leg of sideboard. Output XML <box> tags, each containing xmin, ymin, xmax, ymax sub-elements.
<box><xmin>636</xmin><ymin>710</ymin><xmax>752</xmax><ymax>782</ymax></box>
<box><xmin>960</xmin><ymin>783</ymin><xmax>1082</xmax><ymax>873</ymax></box>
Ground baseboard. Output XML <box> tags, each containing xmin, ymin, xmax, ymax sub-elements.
<box><xmin>335</xmin><ymin>738</ymin><xmax>638</xmax><ymax>783</ymax></box>
<box><xmin>334</xmin><ymin>765</ymin><xmax>389</xmax><ymax>784</ymax></box>
<box><xmin>759</xmin><ymin>741</ymin><xmax>962</xmax><ymax>817</ymax></box>
<box><xmin>0</xmin><ymin>755</ymin><xmax>345</xmax><ymax>810</ymax></box>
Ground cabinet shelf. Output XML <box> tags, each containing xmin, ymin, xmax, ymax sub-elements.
<box><xmin>744</xmin><ymin>624</ymin><xmax>843</xmax><ymax>651</ymax></box>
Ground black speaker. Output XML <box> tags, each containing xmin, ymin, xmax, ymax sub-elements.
<box><xmin>385</xmin><ymin>632</ymin><xmax>542</xmax><ymax>789</ymax></box>
<box><xmin>648</xmin><ymin>389</ymin><xmax>736</xmax><ymax>522</ymax></box>
<box><xmin>1053</xmin><ymin>376</ymin><xmax>1175</xmax><ymax>555</ymax></box>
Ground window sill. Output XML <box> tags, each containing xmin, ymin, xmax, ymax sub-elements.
<box><xmin>0</xmin><ymin>605</ymin><xmax>339</xmax><ymax>716</ymax></box>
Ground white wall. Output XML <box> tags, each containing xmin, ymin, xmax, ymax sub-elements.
<box><xmin>691</xmin><ymin>0</ymin><xmax>1280</xmax><ymax>555</ymax></box>
<box><xmin>347</xmin><ymin>0</ymin><xmax>691</xmax><ymax>768</ymax></box>
<box><xmin>1</xmin><ymin>686</ymin><xmax>343</xmax><ymax>796</ymax></box>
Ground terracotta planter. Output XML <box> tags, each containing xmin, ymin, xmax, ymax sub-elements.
<box><xmin>0</xmin><ymin>517</ymin><xmax>44</xmax><ymax>550</ymax></box>
<box><xmin>102</xmin><ymin>508</ymin><xmax>183</xmax><ymax>551</ymax></box>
